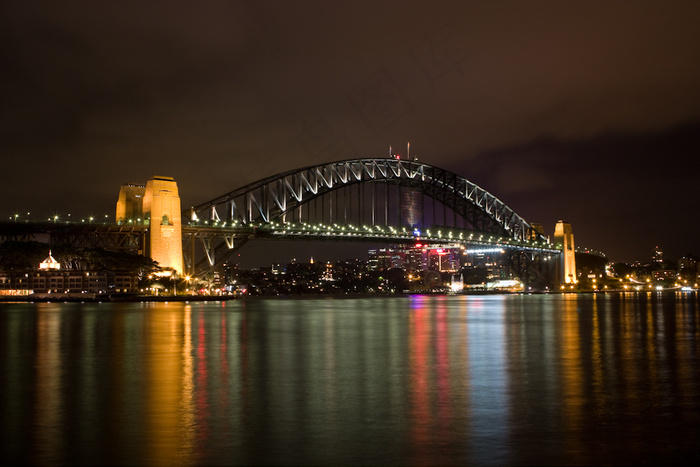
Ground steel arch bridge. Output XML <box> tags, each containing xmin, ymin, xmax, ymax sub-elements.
<box><xmin>188</xmin><ymin>158</ymin><xmax>537</xmax><ymax>240</ymax></box>
<box><xmin>183</xmin><ymin>158</ymin><xmax>558</xmax><ymax>287</ymax></box>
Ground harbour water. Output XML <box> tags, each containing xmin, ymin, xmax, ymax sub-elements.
<box><xmin>1</xmin><ymin>293</ymin><xmax>699</xmax><ymax>465</ymax></box>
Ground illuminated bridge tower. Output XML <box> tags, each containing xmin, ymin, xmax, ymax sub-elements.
<box><xmin>115</xmin><ymin>176</ymin><xmax>185</xmax><ymax>275</ymax></box>
<box><xmin>116</xmin><ymin>183</ymin><xmax>146</xmax><ymax>224</ymax></box>
<box><xmin>142</xmin><ymin>176</ymin><xmax>184</xmax><ymax>275</ymax></box>
<box><xmin>554</xmin><ymin>220</ymin><xmax>576</xmax><ymax>285</ymax></box>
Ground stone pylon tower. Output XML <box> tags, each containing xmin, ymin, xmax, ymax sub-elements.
<box><xmin>142</xmin><ymin>176</ymin><xmax>184</xmax><ymax>275</ymax></box>
<box><xmin>116</xmin><ymin>183</ymin><xmax>146</xmax><ymax>223</ymax></box>
<box><xmin>554</xmin><ymin>220</ymin><xmax>576</xmax><ymax>285</ymax></box>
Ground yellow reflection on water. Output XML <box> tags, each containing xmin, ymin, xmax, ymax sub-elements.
<box><xmin>144</xmin><ymin>304</ymin><xmax>193</xmax><ymax>466</ymax></box>
<box><xmin>34</xmin><ymin>305</ymin><xmax>63</xmax><ymax>465</ymax></box>
<box><xmin>180</xmin><ymin>305</ymin><xmax>195</xmax><ymax>460</ymax></box>
<box><xmin>559</xmin><ymin>295</ymin><xmax>584</xmax><ymax>461</ymax></box>
<box><xmin>675</xmin><ymin>293</ymin><xmax>699</xmax><ymax>408</ymax></box>
<box><xmin>645</xmin><ymin>297</ymin><xmax>659</xmax><ymax>401</ymax></box>
<box><xmin>591</xmin><ymin>299</ymin><xmax>606</xmax><ymax>412</ymax></box>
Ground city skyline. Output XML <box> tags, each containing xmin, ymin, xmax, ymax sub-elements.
<box><xmin>2</xmin><ymin>1</ymin><xmax>699</xmax><ymax>263</ymax></box>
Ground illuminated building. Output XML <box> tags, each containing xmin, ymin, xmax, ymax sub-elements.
<box><xmin>427</xmin><ymin>248</ymin><xmax>459</xmax><ymax>272</ymax></box>
<box><xmin>368</xmin><ymin>247</ymin><xmax>400</xmax><ymax>270</ymax></box>
<box><xmin>368</xmin><ymin>245</ymin><xmax>426</xmax><ymax>271</ymax></box>
<box><xmin>653</xmin><ymin>268</ymin><xmax>677</xmax><ymax>285</ymax></box>
<box><xmin>367</xmin><ymin>249</ymin><xmax>379</xmax><ymax>269</ymax></box>
<box><xmin>403</xmin><ymin>245</ymin><xmax>425</xmax><ymax>272</ymax></box>
<box><xmin>554</xmin><ymin>220</ymin><xmax>576</xmax><ymax>284</ymax></box>
<box><xmin>321</xmin><ymin>261</ymin><xmax>335</xmax><ymax>281</ymax></box>
<box><xmin>652</xmin><ymin>245</ymin><xmax>663</xmax><ymax>264</ymax></box>
<box><xmin>1</xmin><ymin>253</ymin><xmax>139</xmax><ymax>297</ymax></box>
<box><xmin>0</xmin><ymin>270</ymin><xmax>138</xmax><ymax>295</ymax></box>
<box><xmin>677</xmin><ymin>255</ymin><xmax>697</xmax><ymax>284</ymax></box>
<box><xmin>39</xmin><ymin>251</ymin><xmax>60</xmax><ymax>270</ymax></box>
<box><xmin>461</xmin><ymin>248</ymin><xmax>513</xmax><ymax>285</ymax></box>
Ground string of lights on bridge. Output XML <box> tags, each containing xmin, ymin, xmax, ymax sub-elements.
<box><xmin>185</xmin><ymin>219</ymin><xmax>569</xmax><ymax>254</ymax></box>
<box><xmin>6</xmin><ymin>212</ymin><xmax>607</xmax><ymax>258</ymax></box>
<box><xmin>9</xmin><ymin>213</ymin><xmax>112</xmax><ymax>224</ymax></box>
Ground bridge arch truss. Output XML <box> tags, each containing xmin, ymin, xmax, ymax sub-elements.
<box><xmin>187</xmin><ymin>158</ymin><xmax>543</xmax><ymax>243</ymax></box>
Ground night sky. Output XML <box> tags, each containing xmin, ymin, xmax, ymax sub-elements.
<box><xmin>2</xmin><ymin>1</ymin><xmax>699</xmax><ymax>266</ymax></box>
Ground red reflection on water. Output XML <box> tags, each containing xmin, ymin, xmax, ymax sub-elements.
<box><xmin>239</xmin><ymin>310</ymin><xmax>250</xmax><ymax>417</ymax></box>
<box><xmin>33</xmin><ymin>308</ymin><xmax>62</xmax><ymax>466</ymax></box>
<box><xmin>196</xmin><ymin>312</ymin><xmax>210</xmax><ymax>446</ymax></box>
<box><xmin>408</xmin><ymin>296</ymin><xmax>454</xmax><ymax>460</ymax></box>
<box><xmin>410</xmin><ymin>298</ymin><xmax>430</xmax><ymax>456</ymax></box>
<box><xmin>435</xmin><ymin>299</ymin><xmax>451</xmax><ymax>431</ymax></box>
<box><xmin>219</xmin><ymin>309</ymin><xmax>229</xmax><ymax>388</ymax></box>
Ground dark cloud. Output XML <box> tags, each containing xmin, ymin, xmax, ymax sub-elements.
<box><xmin>2</xmin><ymin>1</ymin><xmax>700</xmax><ymax>264</ymax></box>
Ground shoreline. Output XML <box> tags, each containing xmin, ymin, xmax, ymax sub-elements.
<box><xmin>0</xmin><ymin>294</ymin><xmax>237</xmax><ymax>303</ymax></box>
<box><xmin>2</xmin><ymin>288</ymin><xmax>694</xmax><ymax>303</ymax></box>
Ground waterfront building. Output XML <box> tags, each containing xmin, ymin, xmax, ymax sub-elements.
<box><xmin>1</xmin><ymin>269</ymin><xmax>139</xmax><ymax>295</ymax></box>
<box><xmin>653</xmin><ymin>268</ymin><xmax>678</xmax><ymax>286</ymax></box>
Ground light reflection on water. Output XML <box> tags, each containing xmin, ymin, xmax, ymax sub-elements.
<box><xmin>0</xmin><ymin>294</ymin><xmax>699</xmax><ymax>465</ymax></box>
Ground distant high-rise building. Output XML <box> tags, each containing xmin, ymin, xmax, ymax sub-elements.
<box><xmin>653</xmin><ymin>246</ymin><xmax>663</xmax><ymax>264</ymax></box>
<box><xmin>375</xmin><ymin>248</ymin><xmax>394</xmax><ymax>270</ymax></box>
<box><xmin>367</xmin><ymin>249</ymin><xmax>378</xmax><ymax>270</ymax></box>
<box><xmin>427</xmin><ymin>248</ymin><xmax>459</xmax><ymax>272</ymax></box>
<box><xmin>368</xmin><ymin>245</ymin><xmax>426</xmax><ymax>271</ymax></box>
<box><xmin>403</xmin><ymin>245</ymin><xmax>425</xmax><ymax>272</ymax></box>
<box><xmin>554</xmin><ymin>220</ymin><xmax>576</xmax><ymax>284</ymax></box>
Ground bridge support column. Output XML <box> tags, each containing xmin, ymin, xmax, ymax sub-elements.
<box><xmin>554</xmin><ymin>220</ymin><xmax>576</xmax><ymax>286</ymax></box>
<box><xmin>143</xmin><ymin>176</ymin><xmax>184</xmax><ymax>275</ymax></box>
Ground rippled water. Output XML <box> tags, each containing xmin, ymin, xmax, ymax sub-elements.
<box><xmin>1</xmin><ymin>293</ymin><xmax>699</xmax><ymax>465</ymax></box>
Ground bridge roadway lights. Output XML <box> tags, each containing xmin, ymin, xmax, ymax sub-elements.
<box><xmin>184</xmin><ymin>220</ymin><xmax>560</xmax><ymax>277</ymax></box>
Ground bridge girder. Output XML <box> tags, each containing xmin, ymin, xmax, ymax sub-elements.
<box><xmin>0</xmin><ymin>222</ymin><xmax>146</xmax><ymax>252</ymax></box>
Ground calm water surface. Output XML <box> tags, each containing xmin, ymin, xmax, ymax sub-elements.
<box><xmin>1</xmin><ymin>293</ymin><xmax>699</xmax><ymax>465</ymax></box>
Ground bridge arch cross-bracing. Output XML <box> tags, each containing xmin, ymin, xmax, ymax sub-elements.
<box><xmin>184</xmin><ymin>158</ymin><xmax>551</xmax><ymax>276</ymax></box>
